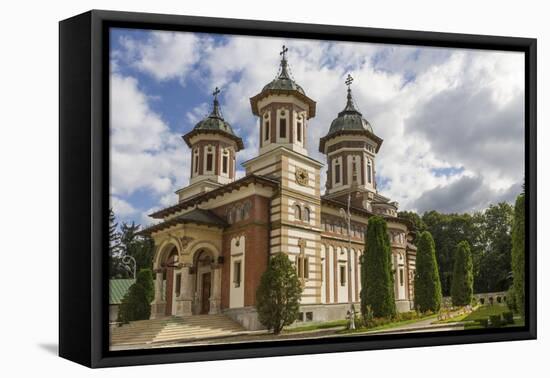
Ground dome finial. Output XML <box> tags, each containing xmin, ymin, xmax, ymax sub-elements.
<box><xmin>211</xmin><ymin>86</ymin><xmax>222</xmax><ymax>118</ymax></box>
<box><xmin>343</xmin><ymin>74</ymin><xmax>358</xmax><ymax>112</ymax></box>
<box><xmin>278</xmin><ymin>45</ymin><xmax>291</xmax><ymax>79</ymax></box>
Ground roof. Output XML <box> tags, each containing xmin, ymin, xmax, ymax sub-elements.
<box><xmin>182</xmin><ymin>92</ymin><xmax>244</xmax><ymax>151</ymax></box>
<box><xmin>250</xmin><ymin>53</ymin><xmax>316</xmax><ymax>118</ymax></box>
<box><xmin>109</xmin><ymin>279</ymin><xmax>135</xmax><ymax>305</ymax></box>
<box><xmin>148</xmin><ymin>174</ymin><xmax>280</xmax><ymax>219</ymax></box>
<box><xmin>139</xmin><ymin>208</ymin><xmax>228</xmax><ymax>236</ymax></box>
<box><xmin>318</xmin><ymin>87</ymin><xmax>382</xmax><ymax>153</ymax></box>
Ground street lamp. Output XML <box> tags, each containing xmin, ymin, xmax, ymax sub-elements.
<box><xmin>121</xmin><ymin>255</ymin><xmax>137</xmax><ymax>280</ymax></box>
<box><xmin>339</xmin><ymin>193</ymin><xmax>355</xmax><ymax>330</ymax></box>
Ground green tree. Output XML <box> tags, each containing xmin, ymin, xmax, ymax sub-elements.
<box><xmin>361</xmin><ymin>216</ymin><xmax>396</xmax><ymax>319</ymax></box>
<box><xmin>511</xmin><ymin>193</ymin><xmax>525</xmax><ymax>316</ymax></box>
<box><xmin>117</xmin><ymin>268</ymin><xmax>154</xmax><ymax>323</ymax></box>
<box><xmin>414</xmin><ymin>231</ymin><xmax>443</xmax><ymax>313</ymax></box>
<box><xmin>120</xmin><ymin>222</ymin><xmax>155</xmax><ymax>274</ymax></box>
<box><xmin>451</xmin><ymin>240</ymin><xmax>474</xmax><ymax>306</ymax></box>
<box><xmin>397</xmin><ymin>211</ymin><xmax>427</xmax><ymax>245</ymax></box>
<box><xmin>108</xmin><ymin>209</ymin><xmax>125</xmax><ymax>278</ymax></box>
<box><xmin>255</xmin><ymin>253</ymin><xmax>303</xmax><ymax>334</ymax></box>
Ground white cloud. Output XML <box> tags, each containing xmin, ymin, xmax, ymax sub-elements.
<box><xmin>110</xmin><ymin>196</ymin><xmax>137</xmax><ymax>217</ymax></box>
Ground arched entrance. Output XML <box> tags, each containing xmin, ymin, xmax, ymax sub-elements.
<box><xmin>161</xmin><ymin>246</ymin><xmax>179</xmax><ymax>316</ymax></box>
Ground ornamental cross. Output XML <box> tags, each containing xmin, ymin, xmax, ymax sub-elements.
<box><xmin>345</xmin><ymin>74</ymin><xmax>354</xmax><ymax>88</ymax></box>
<box><xmin>212</xmin><ymin>86</ymin><xmax>220</xmax><ymax>98</ymax></box>
<box><xmin>280</xmin><ymin>45</ymin><xmax>288</xmax><ymax>60</ymax></box>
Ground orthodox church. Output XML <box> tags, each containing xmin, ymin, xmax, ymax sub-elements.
<box><xmin>140</xmin><ymin>47</ymin><xmax>417</xmax><ymax>330</ymax></box>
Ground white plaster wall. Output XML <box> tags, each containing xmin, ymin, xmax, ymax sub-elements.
<box><xmin>229</xmin><ymin>235</ymin><xmax>245</xmax><ymax>308</ymax></box>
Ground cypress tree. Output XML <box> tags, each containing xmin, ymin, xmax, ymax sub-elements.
<box><xmin>256</xmin><ymin>253</ymin><xmax>303</xmax><ymax>334</ymax></box>
<box><xmin>414</xmin><ymin>231</ymin><xmax>442</xmax><ymax>313</ymax></box>
<box><xmin>361</xmin><ymin>216</ymin><xmax>396</xmax><ymax>319</ymax></box>
<box><xmin>451</xmin><ymin>240</ymin><xmax>474</xmax><ymax>306</ymax></box>
<box><xmin>511</xmin><ymin>193</ymin><xmax>525</xmax><ymax>316</ymax></box>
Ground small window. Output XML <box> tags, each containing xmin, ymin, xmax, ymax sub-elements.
<box><xmin>304</xmin><ymin>207</ymin><xmax>311</xmax><ymax>222</ymax></box>
<box><xmin>304</xmin><ymin>257</ymin><xmax>309</xmax><ymax>279</ymax></box>
<box><xmin>294</xmin><ymin>204</ymin><xmax>301</xmax><ymax>220</ymax></box>
<box><xmin>367</xmin><ymin>160</ymin><xmax>372</xmax><ymax>184</ymax></box>
<box><xmin>265</xmin><ymin>120</ymin><xmax>270</xmax><ymax>141</ymax></box>
<box><xmin>279</xmin><ymin>118</ymin><xmax>287</xmax><ymax>138</ymax></box>
<box><xmin>352</xmin><ymin>161</ymin><xmax>358</xmax><ymax>182</ymax></box>
<box><xmin>340</xmin><ymin>265</ymin><xmax>346</xmax><ymax>286</ymax></box>
<box><xmin>305</xmin><ymin>312</ymin><xmax>313</xmax><ymax>322</ymax></box>
<box><xmin>175</xmin><ymin>273</ymin><xmax>181</xmax><ymax>297</ymax></box>
<box><xmin>222</xmin><ymin>155</ymin><xmax>228</xmax><ymax>174</ymax></box>
<box><xmin>298</xmin><ymin>312</ymin><xmax>304</xmax><ymax>322</ymax></box>
<box><xmin>194</xmin><ymin>152</ymin><xmax>199</xmax><ymax>174</ymax></box>
<box><xmin>335</xmin><ymin>161</ymin><xmax>341</xmax><ymax>184</ymax></box>
<box><xmin>399</xmin><ymin>269</ymin><xmax>404</xmax><ymax>286</ymax></box>
<box><xmin>296</xmin><ymin>118</ymin><xmax>302</xmax><ymax>142</ymax></box>
<box><xmin>206</xmin><ymin>153</ymin><xmax>213</xmax><ymax>172</ymax></box>
<box><xmin>233</xmin><ymin>261</ymin><xmax>241</xmax><ymax>287</ymax></box>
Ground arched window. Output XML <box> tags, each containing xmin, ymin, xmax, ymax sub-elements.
<box><xmin>334</xmin><ymin>159</ymin><xmax>341</xmax><ymax>184</ymax></box>
<box><xmin>294</xmin><ymin>204</ymin><xmax>301</xmax><ymax>221</ymax></box>
<box><xmin>304</xmin><ymin>207</ymin><xmax>311</xmax><ymax>222</ymax></box>
<box><xmin>296</xmin><ymin>115</ymin><xmax>302</xmax><ymax>143</ymax></box>
<box><xmin>367</xmin><ymin>159</ymin><xmax>372</xmax><ymax>184</ymax></box>
<box><xmin>264</xmin><ymin>113</ymin><xmax>270</xmax><ymax>141</ymax></box>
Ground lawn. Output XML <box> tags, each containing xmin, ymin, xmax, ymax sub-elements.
<box><xmin>285</xmin><ymin>319</ymin><xmax>348</xmax><ymax>333</ymax></box>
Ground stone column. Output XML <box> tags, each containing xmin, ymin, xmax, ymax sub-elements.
<box><xmin>150</xmin><ymin>271</ymin><xmax>166</xmax><ymax>319</ymax></box>
<box><xmin>209</xmin><ymin>264</ymin><xmax>222</xmax><ymax>314</ymax></box>
<box><xmin>175</xmin><ymin>266</ymin><xmax>193</xmax><ymax>316</ymax></box>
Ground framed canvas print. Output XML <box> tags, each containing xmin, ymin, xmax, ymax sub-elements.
<box><xmin>59</xmin><ymin>10</ymin><xmax>537</xmax><ymax>368</ymax></box>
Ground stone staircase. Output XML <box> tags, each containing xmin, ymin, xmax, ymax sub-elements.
<box><xmin>110</xmin><ymin>314</ymin><xmax>246</xmax><ymax>347</ymax></box>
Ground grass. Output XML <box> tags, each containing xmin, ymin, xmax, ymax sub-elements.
<box><xmin>285</xmin><ymin>319</ymin><xmax>348</xmax><ymax>333</ymax></box>
<box><xmin>338</xmin><ymin>313</ymin><xmax>439</xmax><ymax>335</ymax></box>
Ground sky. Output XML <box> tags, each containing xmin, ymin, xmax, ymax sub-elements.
<box><xmin>109</xmin><ymin>28</ymin><xmax>525</xmax><ymax>226</ymax></box>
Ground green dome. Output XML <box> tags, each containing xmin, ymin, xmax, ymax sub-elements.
<box><xmin>193</xmin><ymin>98</ymin><xmax>237</xmax><ymax>136</ymax></box>
<box><xmin>327</xmin><ymin>88</ymin><xmax>373</xmax><ymax>135</ymax></box>
<box><xmin>262</xmin><ymin>55</ymin><xmax>306</xmax><ymax>95</ymax></box>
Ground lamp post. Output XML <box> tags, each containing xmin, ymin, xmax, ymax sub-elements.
<box><xmin>339</xmin><ymin>193</ymin><xmax>355</xmax><ymax>330</ymax></box>
<box><xmin>121</xmin><ymin>255</ymin><xmax>137</xmax><ymax>280</ymax></box>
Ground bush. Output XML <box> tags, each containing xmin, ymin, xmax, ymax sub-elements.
<box><xmin>511</xmin><ymin>193</ymin><xmax>525</xmax><ymax>316</ymax></box>
<box><xmin>496</xmin><ymin>296</ymin><xmax>502</xmax><ymax>303</ymax></box>
<box><xmin>117</xmin><ymin>269</ymin><xmax>154</xmax><ymax>324</ymax></box>
<box><xmin>502</xmin><ymin>312</ymin><xmax>514</xmax><ymax>325</ymax></box>
<box><xmin>256</xmin><ymin>253</ymin><xmax>303</xmax><ymax>334</ymax></box>
<box><xmin>398</xmin><ymin>311</ymin><xmax>419</xmax><ymax>321</ymax></box>
<box><xmin>489</xmin><ymin>314</ymin><xmax>502</xmax><ymax>328</ymax></box>
<box><xmin>354</xmin><ymin>315</ymin><xmax>365</xmax><ymax>329</ymax></box>
<box><xmin>477</xmin><ymin>318</ymin><xmax>489</xmax><ymax>328</ymax></box>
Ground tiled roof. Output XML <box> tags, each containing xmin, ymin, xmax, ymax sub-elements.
<box><xmin>109</xmin><ymin>279</ymin><xmax>135</xmax><ymax>305</ymax></box>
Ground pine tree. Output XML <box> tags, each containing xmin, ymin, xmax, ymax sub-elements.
<box><xmin>117</xmin><ymin>269</ymin><xmax>154</xmax><ymax>323</ymax></box>
<box><xmin>120</xmin><ymin>221</ymin><xmax>155</xmax><ymax>274</ymax></box>
<box><xmin>511</xmin><ymin>193</ymin><xmax>525</xmax><ymax>316</ymax></box>
<box><xmin>109</xmin><ymin>209</ymin><xmax>123</xmax><ymax>278</ymax></box>
<box><xmin>255</xmin><ymin>253</ymin><xmax>303</xmax><ymax>334</ymax></box>
<box><xmin>451</xmin><ymin>240</ymin><xmax>474</xmax><ymax>306</ymax></box>
<box><xmin>414</xmin><ymin>231</ymin><xmax>442</xmax><ymax>313</ymax></box>
<box><xmin>361</xmin><ymin>216</ymin><xmax>396</xmax><ymax>319</ymax></box>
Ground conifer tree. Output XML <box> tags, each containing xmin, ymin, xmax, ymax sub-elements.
<box><xmin>117</xmin><ymin>269</ymin><xmax>154</xmax><ymax>323</ymax></box>
<box><xmin>414</xmin><ymin>231</ymin><xmax>443</xmax><ymax>313</ymax></box>
<box><xmin>451</xmin><ymin>240</ymin><xmax>474</xmax><ymax>306</ymax></box>
<box><xmin>361</xmin><ymin>216</ymin><xmax>396</xmax><ymax>319</ymax></box>
<box><xmin>511</xmin><ymin>192</ymin><xmax>525</xmax><ymax>315</ymax></box>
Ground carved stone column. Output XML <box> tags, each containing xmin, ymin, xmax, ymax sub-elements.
<box><xmin>150</xmin><ymin>271</ymin><xmax>166</xmax><ymax>319</ymax></box>
<box><xmin>175</xmin><ymin>265</ymin><xmax>193</xmax><ymax>316</ymax></box>
<box><xmin>209</xmin><ymin>264</ymin><xmax>222</xmax><ymax>314</ymax></box>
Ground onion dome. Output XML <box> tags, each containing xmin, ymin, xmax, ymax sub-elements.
<box><xmin>319</xmin><ymin>74</ymin><xmax>382</xmax><ymax>152</ymax></box>
<box><xmin>183</xmin><ymin>87</ymin><xmax>244</xmax><ymax>151</ymax></box>
<box><xmin>250</xmin><ymin>45</ymin><xmax>316</xmax><ymax>118</ymax></box>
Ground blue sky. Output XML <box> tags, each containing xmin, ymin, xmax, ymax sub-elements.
<box><xmin>109</xmin><ymin>28</ymin><xmax>525</xmax><ymax>226</ymax></box>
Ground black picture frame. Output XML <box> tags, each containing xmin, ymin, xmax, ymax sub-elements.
<box><xmin>59</xmin><ymin>9</ymin><xmax>537</xmax><ymax>368</ymax></box>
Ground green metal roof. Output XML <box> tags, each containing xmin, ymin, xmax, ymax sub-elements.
<box><xmin>327</xmin><ymin>88</ymin><xmax>373</xmax><ymax>135</ymax></box>
<box><xmin>262</xmin><ymin>56</ymin><xmax>305</xmax><ymax>95</ymax></box>
<box><xmin>109</xmin><ymin>279</ymin><xmax>135</xmax><ymax>305</ymax></box>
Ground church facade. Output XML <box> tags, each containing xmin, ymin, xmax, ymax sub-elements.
<box><xmin>140</xmin><ymin>48</ymin><xmax>417</xmax><ymax>330</ymax></box>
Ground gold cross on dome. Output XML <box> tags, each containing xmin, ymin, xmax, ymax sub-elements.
<box><xmin>280</xmin><ymin>45</ymin><xmax>288</xmax><ymax>59</ymax></box>
<box><xmin>345</xmin><ymin>74</ymin><xmax>354</xmax><ymax>88</ymax></box>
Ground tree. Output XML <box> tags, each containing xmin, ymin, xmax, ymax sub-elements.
<box><xmin>511</xmin><ymin>193</ymin><xmax>525</xmax><ymax>316</ymax></box>
<box><xmin>255</xmin><ymin>253</ymin><xmax>303</xmax><ymax>334</ymax></box>
<box><xmin>397</xmin><ymin>211</ymin><xmax>427</xmax><ymax>245</ymax></box>
<box><xmin>451</xmin><ymin>240</ymin><xmax>474</xmax><ymax>306</ymax></box>
<box><xmin>361</xmin><ymin>216</ymin><xmax>396</xmax><ymax>319</ymax></box>
<box><xmin>120</xmin><ymin>221</ymin><xmax>155</xmax><ymax>275</ymax></box>
<box><xmin>117</xmin><ymin>268</ymin><xmax>154</xmax><ymax>323</ymax></box>
<box><xmin>108</xmin><ymin>209</ymin><xmax>125</xmax><ymax>278</ymax></box>
<box><xmin>414</xmin><ymin>231</ymin><xmax>443</xmax><ymax>313</ymax></box>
